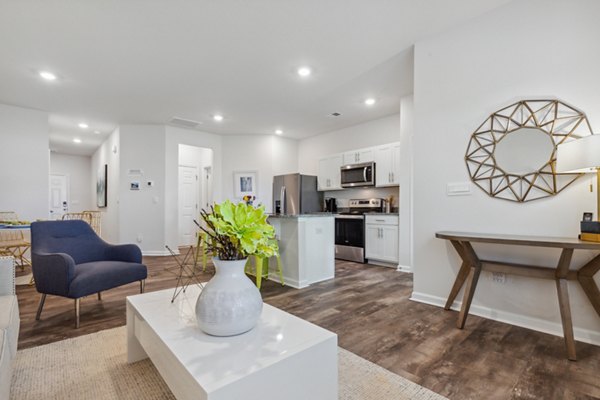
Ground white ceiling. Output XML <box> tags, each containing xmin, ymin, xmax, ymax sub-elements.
<box><xmin>0</xmin><ymin>0</ymin><xmax>512</xmax><ymax>156</ymax></box>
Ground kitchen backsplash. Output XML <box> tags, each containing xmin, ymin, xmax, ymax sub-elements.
<box><xmin>323</xmin><ymin>187</ymin><xmax>399</xmax><ymax>208</ymax></box>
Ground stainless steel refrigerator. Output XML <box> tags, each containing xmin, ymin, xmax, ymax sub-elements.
<box><xmin>273</xmin><ymin>174</ymin><xmax>323</xmax><ymax>215</ymax></box>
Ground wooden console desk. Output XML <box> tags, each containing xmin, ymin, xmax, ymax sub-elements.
<box><xmin>436</xmin><ymin>231</ymin><xmax>600</xmax><ymax>361</ymax></box>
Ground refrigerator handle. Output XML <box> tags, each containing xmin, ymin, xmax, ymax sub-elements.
<box><xmin>280</xmin><ymin>186</ymin><xmax>286</xmax><ymax>215</ymax></box>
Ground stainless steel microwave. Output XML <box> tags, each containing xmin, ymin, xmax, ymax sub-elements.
<box><xmin>340</xmin><ymin>162</ymin><xmax>375</xmax><ymax>188</ymax></box>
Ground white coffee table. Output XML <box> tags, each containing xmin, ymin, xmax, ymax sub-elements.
<box><xmin>126</xmin><ymin>286</ymin><xmax>338</xmax><ymax>400</ymax></box>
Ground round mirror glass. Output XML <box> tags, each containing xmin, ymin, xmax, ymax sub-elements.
<box><xmin>494</xmin><ymin>128</ymin><xmax>554</xmax><ymax>175</ymax></box>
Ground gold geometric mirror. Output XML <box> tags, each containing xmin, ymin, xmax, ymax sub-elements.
<box><xmin>465</xmin><ymin>99</ymin><xmax>593</xmax><ymax>202</ymax></box>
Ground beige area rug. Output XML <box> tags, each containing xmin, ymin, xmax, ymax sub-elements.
<box><xmin>10</xmin><ymin>327</ymin><xmax>446</xmax><ymax>400</ymax></box>
<box><xmin>14</xmin><ymin>274</ymin><xmax>33</xmax><ymax>286</ymax></box>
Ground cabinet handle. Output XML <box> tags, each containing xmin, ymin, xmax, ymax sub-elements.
<box><xmin>375</xmin><ymin>219</ymin><xmax>385</xmax><ymax>222</ymax></box>
<box><xmin>392</xmin><ymin>172</ymin><xmax>394</xmax><ymax>182</ymax></box>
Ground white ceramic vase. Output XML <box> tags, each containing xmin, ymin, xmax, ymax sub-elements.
<box><xmin>195</xmin><ymin>257</ymin><xmax>263</xmax><ymax>336</ymax></box>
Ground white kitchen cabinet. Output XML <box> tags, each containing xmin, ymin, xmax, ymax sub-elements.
<box><xmin>365</xmin><ymin>215</ymin><xmax>399</xmax><ymax>264</ymax></box>
<box><xmin>317</xmin><ymin>154</ymin><xmax>343</xmax><ymax>191</ymax></box>
<box><xmin>342</xmin><ymin>148</ymin><xmax>374</xmax><ymax>166</ymax></box>
<box><xmin>374</xmin><ymin>142</ymin><xmax>400</xmax><ymax>187</ymax></box>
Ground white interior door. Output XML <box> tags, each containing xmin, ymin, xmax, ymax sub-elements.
<box><xmin>178</xmin><ymin>166</ymin><xmax>199</xmax><ymax>246</ymax></box>
<box><xmin>49</xmin><ymin>174</ymin><xmax>68</xmax><ymax>220</ymax></box>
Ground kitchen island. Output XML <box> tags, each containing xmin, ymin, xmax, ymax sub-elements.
<box><xmin>267</xmin><ymin>214</ymin><xmax>335</xmax><ymax>289</ymax></box>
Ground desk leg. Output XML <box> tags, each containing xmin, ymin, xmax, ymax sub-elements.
<box><xmin>556</xmin><ymin>279</ymin><xmax>577</xmax><ymax>361</ymax></box>
<box><xmin>444</xmin><ymin>240</ymin><xmax>471</xmax><ymax>310</ymax></box>
<box><xmin>577</xmin><ymin>254</ymin><xmax>600</xmax><ymax>318</ymax></box>
<box><xmin>456</xmin><ymin>242</ymin><xmax>482</xmax><ymax>329</ymax></box>
<box><xmin>555</xmin><ymin>248</ymin><xmax>576</xmax><ymax>361</ymax></box>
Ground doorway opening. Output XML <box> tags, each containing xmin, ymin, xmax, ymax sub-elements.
<box><xmin>178</xmin><ymin>144</ymin><xmax>213</xmax><ymax>247</ymax></box>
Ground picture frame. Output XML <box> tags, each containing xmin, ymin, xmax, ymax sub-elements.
<box><xmin>233</xmin><ymin>171</ymin><xmax>257</xmax><ymax>198</ymax></box>
<box><xmin>583</xmin><ymin>212</ymin><xmax>593</xmax><ymax>222</ymax></box>
<box><xmin>97</xmin><ymin>164</ymin><xmax>108</xmax><ymax>208</ymax></box>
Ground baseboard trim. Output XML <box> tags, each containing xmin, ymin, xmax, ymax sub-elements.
<box><xmin>410</xmin><ymin>291</ymin><xmax>600</xmax><ymax>346</ymax></box>
<box><xmin>142</xmin><ymin>250</ymin><xmax>173</xmax><ymax>256</ymax></box>
<box><xmin>396</xmin><ymin>264</ymin><xmax>413</xmax><ymax>273</ymax></box>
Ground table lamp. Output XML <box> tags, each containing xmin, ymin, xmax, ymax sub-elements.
<box><xmin>556</xmin><ymin>134</ymin><xmax>600</xmax><ymax>241</ymax></box>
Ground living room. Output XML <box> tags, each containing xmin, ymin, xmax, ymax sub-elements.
<box><xmin>2</xmin><ymin>1</ymin><xmax>600</xmax><ymax>399</ymax></box>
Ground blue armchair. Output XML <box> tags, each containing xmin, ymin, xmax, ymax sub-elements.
<box><xmin>31</xmin><ymin>220</ymin><xmax>148</xmax><ymax>328</ymax></box>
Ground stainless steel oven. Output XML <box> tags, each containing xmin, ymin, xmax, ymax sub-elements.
<box><xmin>340</xmin><ymin>162</ymin><xmax>375</xmax><ymax>188</ymax></box>
<box><xmin>335</xmin><ymin>214</ymin><xmax>365</xmax><ymax>263</ymax></box>
<box><xmin>334</xmin><ymin>198</ymin><xmax>383</xmax><ymax>263</ymax></box>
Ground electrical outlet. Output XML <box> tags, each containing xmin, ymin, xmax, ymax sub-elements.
<box><xmin>136</xmin><ymin>234</ymin><xmax>143</xmax><ymax>243</ymax></box>
<box><xmin>492</xmin><ymin>272</ymin><xmax>506</xmax><ymax>284</ymax></box>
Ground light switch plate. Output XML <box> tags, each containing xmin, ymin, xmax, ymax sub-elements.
<box><xmin>447</xmin><ymin>182</ymin><xmax>472</xmax><ymax>196</ymax></box>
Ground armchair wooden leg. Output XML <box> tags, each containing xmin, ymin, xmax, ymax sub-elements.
<box><xmin>75</xmin><ymin>298</ymin><xmax>80</xmax><ymax>329</ymax></box>
<box><xmin>97</xmin><ymin>292</ymin><xmax>102</xmax><ymax>301</ymax></box>
<box><xmin>140</xmin><ymin>279</ymin><xmax>146</xmax><ymax>294</ymax></box>
<box><xmin>35</xmin><ymin>294</ymin><xmax>46</xmax><ymax>320</ymax></box>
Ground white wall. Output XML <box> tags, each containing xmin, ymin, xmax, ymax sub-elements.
<box><xmin>119</xmin><ymin>125</ymin><xmax>166</xmax><ymax>254</ymax></box>
<box><xmin>399</xmin><ymin>96</ymin><xmax>414</xmax><ymax>269</ymax></box>
<box><xmin>412</xmin><ymin>0</ymin><xmax>600</xmax><ymax>344</ymax></box>
<box><xmin>91</xmin><ymin>128</ymin><xmax>120</xmax><ymax>243</ymax></box>
<box><xmin>0</xmin><ymin>103</ymin><xmax>49</xmax><ymax>221</ymax></box>
<box><xmin>50</xmin><ymin>153</ymin><xmax>93</xmax><ymax>213</ymax></box>
<box><xmin>221</xmin><ymin>135</ymin><xmax>299</xmax><ymax>212</ymax></box>
<box><xmin>298</xmin><ymin>114</ymin><xmax>400</xmax><ymax>175</ymax></box>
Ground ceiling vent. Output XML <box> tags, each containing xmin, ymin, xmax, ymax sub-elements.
<box><xmin>168</xmin><ymin>116</ymin><xmax>203</xmax><ymax>128</ymax></box>
<box><xmin>329</xmin><ymin>112</ymin><xmax>342</xmax><ymax>117</ymax></box>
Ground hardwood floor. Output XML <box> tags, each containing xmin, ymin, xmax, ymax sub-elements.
<box><xmin>15</xmin><ymin>257</ymin><xmax>600</xmax><ymax>399</ymax></box>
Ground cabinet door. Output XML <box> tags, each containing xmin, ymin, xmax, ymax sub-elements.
<box><xmin>381</xmin><ymin>225</ymin><xmax>399</xmax><ymax>263</ymax></box>
<box><xmin>357</xmin><ymin>148</ymin><xmax>374</xmax><ymax>163</ymax></box>
<box><xmin>390</xmin><ymin>143</ymin><xmax>401</xmax><ymax>185</ymax></box>
<box><xmin>374</xmin><ymin>146</ymin><xmax>392</xmax><ymax>187</ymax></box>
<box><xmin>365</xmin><ymin>225</ymin><xmax>383</xmax><ymax>260</ymax></box>
<box><xmin>317</xmin><ymin>158</ymin><xmax>329</xmax><ymax>191</ymax></box>
<box><xmin>329</xmin><ymin>154</ymin><xmax>343</xmax><ymax>190</ymax></box>
<box><xmin>342</xmin><ymin>152</ymin><xmax>357</xmax><ymax>165</ymax></box>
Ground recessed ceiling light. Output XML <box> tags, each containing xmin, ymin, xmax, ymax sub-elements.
<box><xmin>297</xmin><ymin>67</ymin><xmax>311</xmax><ymax>77</ymax></box>
<box><xmin>275</xmin><ymin>129</ymin><xmax>283</xmax><ymax>135</ymax></box>
<box><xmin>39</xmin><ymin>71</ymin><xmax>57</xmax><ymax>81</ymax></box>
<box><xmin>93</xmin><ymin>130</ymin><xmax>101</xmax><ymax>134</ymax></box>
<box><xmin>73</xmin><ymin>138</ymin><xmax>82</xmax><ymax>144</ymax></box>
<box><xmin>364</xmin><ymin>98</ymin><xmax>376</xmax><ymax>106</ymax></box>
<box><xmin>213</xmin><ymin>114</ymin><xmax>224</xmax><ymax>122</ymax></box>
<box><xmin>78</xmin><ymin>122</ymin><xmax>89</xmax><ymax>129</ymax></box>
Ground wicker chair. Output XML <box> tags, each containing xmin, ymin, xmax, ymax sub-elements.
<box><xmin>62</xmin><ymin>211</ymin><xmax>102</xmax><ymax>237</ymax></box>
<box><xmin>0</xmin><ymin>229</ymin><xmax>31</xmax><ymax>269</ymax></box>
<box><xmin>0</xmin><ymin>212</ymin><xmax>18</xmax><ymax>222</ymax></box>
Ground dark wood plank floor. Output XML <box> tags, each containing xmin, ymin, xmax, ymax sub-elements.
<box><xmin>15</xmin><ymin>257</ymin><xmax>600</xmax><ymax>400</ymax></box>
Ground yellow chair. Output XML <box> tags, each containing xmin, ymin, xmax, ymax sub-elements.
<box><xmin>245</xmin><ymin>254</ymin><xmax>284</xmax><ymax>290</ymax></box>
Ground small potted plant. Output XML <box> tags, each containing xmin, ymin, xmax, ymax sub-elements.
<box><xmin>195</xmin><ymin>200</ymin><xmax>278</xmax><ymax>336</ymax></box>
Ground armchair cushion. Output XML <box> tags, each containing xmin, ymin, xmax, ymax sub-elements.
<box><xmin>68</xmin><ymin>261</ymin><xmax>147</xmax><ymax>298</ymax></box>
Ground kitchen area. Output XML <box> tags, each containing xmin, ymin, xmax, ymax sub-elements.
<box><xmin>267</xmin><ymin>140</ymin><xmax>401</xmax><ymax>289</ymax></box>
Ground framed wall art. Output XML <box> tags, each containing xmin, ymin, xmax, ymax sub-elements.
<box><xmin>97</xmin><ymin>164</ymin><xmax>108</xmax><ymax>207</ymax></box>
<box><xmin>233</xmin><ymin>171</ymin><xmax>257</xmax><ymax>198</ymax></box>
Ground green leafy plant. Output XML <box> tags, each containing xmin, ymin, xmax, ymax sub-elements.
<box><xmin>199</xmin><ymin>200</ymin><xmax>278</xmax><ymax>260</ymax></box>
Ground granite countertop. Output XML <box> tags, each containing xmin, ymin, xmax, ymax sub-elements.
<box><xmin>365</xmin><ymin>212</ymin><xmax>399</xmax><ymax>216</ymax></box>
<box><xmin>267</xmin><ymin>213</ymin><xmax>335</xmax><ymax>219</ymax></box>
